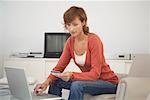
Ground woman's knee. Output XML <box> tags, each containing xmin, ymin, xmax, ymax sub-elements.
<box><xmin>70</xmin><ymin>81</ymin><xmax>83</xmax><ymax>91</ymax></box>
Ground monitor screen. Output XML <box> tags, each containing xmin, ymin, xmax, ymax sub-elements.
<box><xmin>44</xmin><ymin>32</ymin><xmax>70</xmax><ymax>58</ymax></box>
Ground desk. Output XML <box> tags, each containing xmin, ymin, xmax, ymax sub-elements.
<box><xmin>0</xmin><ymin>94</ymin><xmax>62</xmax><ymax>100</ymax></box>
<box><xmin>0</xmin><ymin>85</ymin><xmax>62</xmax><ymax>100</ymax></box>
<box><xmin>0</xmin><ymin>95</ymin><xmax>20</xmax><ymax>100</ymax></box>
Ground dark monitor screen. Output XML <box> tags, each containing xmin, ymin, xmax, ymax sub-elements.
<box><xmin>44</xmin><ymin>32</ymin><xmax>70</xmax><ymax>58</ymax></box>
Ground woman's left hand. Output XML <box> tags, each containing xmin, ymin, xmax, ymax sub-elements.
<box><xmin>58</xmin><ymin>72</ymin><xmax>73</xmax><ymax>82</ymax></box>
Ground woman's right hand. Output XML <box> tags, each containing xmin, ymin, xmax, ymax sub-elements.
<box><xmin>34</xmin><ymin>78</ymin><xmax>52</xmax><ymax>95</ymax></box>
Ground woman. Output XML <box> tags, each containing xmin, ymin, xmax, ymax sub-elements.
<box><xmin>34</xmin><ymin>6</ymin><xmax>119</xmax><ymax>100</ymax></box>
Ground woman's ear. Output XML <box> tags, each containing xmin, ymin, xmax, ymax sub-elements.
<box><xmin>82</xmin><ymin>20</ymin><xmax>86</xmax><ymax>26</ymax></box>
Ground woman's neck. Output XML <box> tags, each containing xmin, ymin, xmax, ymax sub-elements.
<box><xmin>75</xmin><ymin>32</ymin><xmax>87</xmax><ymax>41</ymax></box>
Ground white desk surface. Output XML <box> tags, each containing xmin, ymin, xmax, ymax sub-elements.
<box><xmin>0</xmin><ymin>85</ymin><xmax>62</xmax><ymax>100</ymax></box>
<box><xmin>0</xmin><ymin>94</ymin><xmax>62</xmax><ymax>100</ymax></box>
<box><xmin>0</xmin><ymin>95</ymin><xmax>19</xmax><ymax>100</ymax></box>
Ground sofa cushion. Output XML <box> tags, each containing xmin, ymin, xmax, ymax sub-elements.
<box><xmin>62</xmin><ymin>89</ymin><xmax>116</xmax><ymax>100</ymax></box>
<box><xmin>116</xmin><ymin>73</ymin><xmax>128</xmax><ymax>79</ymax></box>
<box><xmin>84</xmin><ymin>94</ymin><xmax>116</xmax><ymax>100</ymax></box>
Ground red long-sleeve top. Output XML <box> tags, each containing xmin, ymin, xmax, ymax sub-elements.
<box><xmin>48</xmin><ymin>33</ymin><xmax>119</xmax><ymax>84</ymax></box>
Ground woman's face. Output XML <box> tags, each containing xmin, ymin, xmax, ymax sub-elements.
<box><xmin>66</xmin><ymin>17</ymin><xmax>84</xmax><ymax>37</ymax></box>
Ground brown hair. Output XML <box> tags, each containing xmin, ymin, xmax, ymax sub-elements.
<box><xmin>63</xmin><ymin>6</ymin><xmax>89</xmax><ymax>35</ymax></box>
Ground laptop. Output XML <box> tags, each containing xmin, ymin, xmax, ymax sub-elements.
<box><xmin>5</xmin><ymin>67</ymin><xmax>62</xmax><ymax>100</ymax></box>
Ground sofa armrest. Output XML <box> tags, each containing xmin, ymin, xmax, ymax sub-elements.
<box><xmin>115</xmin><ymin>77</ymin><xmax>150</xmax><ymax>100</ymax></box>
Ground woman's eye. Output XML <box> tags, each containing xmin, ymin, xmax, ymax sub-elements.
<box><xmin>67</xmin><ymin>24</ymin><xmax>71</xmax><ymax>26</ymax></box>
<box><xmin>73</xmin><ymin>24</ymin><xmax>78</xmax><ymax>26</ymax></box>
<box><xmin>66</xmin><ymin>23</ymin><xmax>78</xmax><ymax>27</ymax></box>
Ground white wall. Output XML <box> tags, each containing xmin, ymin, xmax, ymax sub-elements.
<box><xmin>2</xmin><ymin>1</ymin><xmax>150</xmax><ymax>57</ymax></box>
<box><xmin>1</xmin><ymin>0</ymin><xmax>150</xmax><ymax>1</ymax></box>
<box><xmin>0</xmin><ymin>2</ymin><xmax>3</xmax><ymax>78</ymax></box>
<box><xmin>149</xmin><ymin>8</ymin><xmax>150</xmax><ymax>53</ymax></box>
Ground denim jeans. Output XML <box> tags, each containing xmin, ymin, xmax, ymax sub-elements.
<box><xmin>48</xmin><ymin>78</ymin><xmax>117</xmax><ymax>100</ymax></box>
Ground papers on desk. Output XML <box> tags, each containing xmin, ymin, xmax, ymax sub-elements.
<box><xmin>0</xmin><ymin>85</ymin><xmax>9</xmax><ymax>89</ymax></box>
<box><xmin>0</xmin><ymin>89</ymin><xmax>10</xmax><ymax>96</ymax></box>
<box><xmin>0</xmin><ymin>77</ymin><xmax>10</xmax><ymax>96</ymax></box>
<box><xmin>0</xmin><ymin>77</ymin><xmax>8</xmax><ymax>85</ymax></box>
<box><xmin>0</xmin><ymin>84</ymin><xmax>10</xmax><ymax>96</ymax></box>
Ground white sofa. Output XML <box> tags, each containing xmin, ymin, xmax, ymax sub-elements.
<box><xmin>62</xmin><ymin>54</ymin><xmax>150</xmax><ymax>100</ymax></box>
<box><xmin>83</xmin><ymin>77</ymin><xmax>150</xmax><ymax>100</ymax></box>
<box><xmin>61</xmin><ymin>76</ymin><xmax>150</xmax><ymax>100</ymax></box>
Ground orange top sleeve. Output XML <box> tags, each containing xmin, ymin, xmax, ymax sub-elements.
<box><xmin>48</xmin><ymin>38</ymin><xmax>72</xmax><ymax>81</ymax></box>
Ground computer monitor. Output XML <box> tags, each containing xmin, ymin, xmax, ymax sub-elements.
<box><xmin>44</xmin><ymin>32</ymin><xmax>70</xmax><ymax>58</ymax></box>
